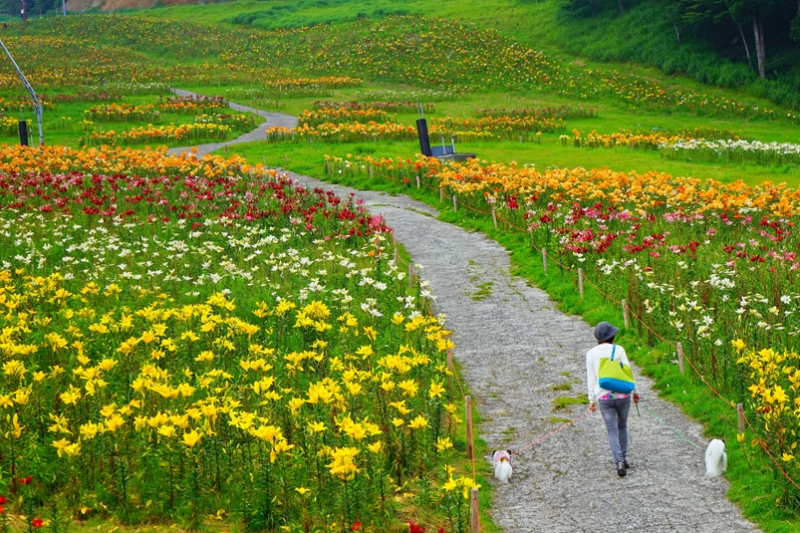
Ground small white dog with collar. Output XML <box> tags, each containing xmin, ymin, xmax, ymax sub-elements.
<box><xmin>493</xmin><ymin>450</ymin><xmax>513</xmax><ymax>483</ymax></box>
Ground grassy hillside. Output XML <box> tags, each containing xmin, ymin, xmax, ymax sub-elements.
<box><xmin>135</xmin><ymin>0</ymin><xmax>800</xmax><ymax>109</ymax></box>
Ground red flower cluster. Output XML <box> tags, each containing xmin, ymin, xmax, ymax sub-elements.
<box><xmin>0</xmin><ymin>171</ymin><xmax>389</xmax><ymax>237</ymax></box>
<box><xmin>408</xmin><ymin>521</ymin><xmax>424</xmax><ymax>533</ymax></box>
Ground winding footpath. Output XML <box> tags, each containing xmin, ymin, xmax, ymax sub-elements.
<box><xmin>166</xmin><ymin>88</ymin><xmax>296</xmax><ymax>158</ymax></box>
<box><xmin>170</xmin><ymin>92</ymin><xmax>760</xmax><ymax>532</ymax></box>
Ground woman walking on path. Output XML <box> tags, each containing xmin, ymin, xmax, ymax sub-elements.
<box><xmin>586</xmin><ymin>321</ymin><xmax>640</xmax><ymax>477</ymax></box>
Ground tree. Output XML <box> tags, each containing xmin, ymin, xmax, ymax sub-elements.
<box><xmin>727</xmin><ymin>0</ymin><xmax>776</xmax><ymax>78</ymax></box>
<box><xmin>791</xmin><ymin>0</ymin><xmax>800</xmax><ymax>41</ymax></box>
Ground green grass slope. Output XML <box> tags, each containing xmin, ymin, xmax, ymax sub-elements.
<box><xmin>136</xmin><ymin>0</ymin><xmax>800</xmax><ymax>109</ymax></box>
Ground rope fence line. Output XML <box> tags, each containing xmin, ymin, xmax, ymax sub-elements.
<box><xmin>339</xmin><ymin>162</ymin><xmax>800</xmax><ymax>494</ymax></box>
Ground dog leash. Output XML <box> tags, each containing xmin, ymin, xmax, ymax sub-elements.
<box><xmin>642</xmin><ymin>404</ymin><xmax>704</xmax><ymax>450</ymax></box>
<box><xmin>511</xmin><ymin>408</ymin><xmax>592</xmax><ymax>457</ymax></box>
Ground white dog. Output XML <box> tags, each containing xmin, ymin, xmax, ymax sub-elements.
<box><xmin>705</xmin><ymin>439</ymin><xmax>727</xmax><ymax>477</ymax></box>
<box><xmin>493</xmin><ymin>450</ymin><xmax>513</xmax><ymax>483</ymax></box>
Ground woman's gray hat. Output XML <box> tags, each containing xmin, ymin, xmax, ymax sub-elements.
<box><xmin>594</xmin><ymin>321</ymin><xmax>618</xmax><ymax>342</ymax></box>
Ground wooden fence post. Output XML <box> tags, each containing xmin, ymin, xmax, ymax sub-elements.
<box><xmin>465</xmin><ymin>395</ymin><xmax>474</xmax><ymax>461</ymax></box>
<box><xmin>621</xmin><ymin>299</ymin><xmax>629</xmax><ymax>328</ymax></box>
<box><xmin>470</xmin><ymin>488</ymin><xmax>480</xmax><ymax>533</ymax></box>
<box><xmin>491</xmin><ymin>208</ymin><xmax>497</xmax><ymax>229</ymax></box>
<box><xmin>737</xmin><ymin>403</ymin><xmax>745</xmax><ymax>435</ymax></box>
<box><xmin>284</xmin><ymin>154</ymin><xmax>288</xmax><ymax>167</ymax></box>
<box><xmin>542</xmin><ymin>248</ymin><xmax>548</xmax><ymax>275</ymax></box>
<box><xmin>324</xmin><ymin>158</ymin><xmax>329</xmax><ymax>175</ymax></box>
<box><xmin>452</xmin><ymin>195</ymin><xmax>458</xmax><ymax>213</ymax></box>
<box><xmin>439</xmin><ymin>187</ymin><xmax>444</xmax><ymax>203</ymax></box>
<box><xmin>676</xmin><ymin>341</ymin><xmax>685</xmax><ymax>374</ymax></box>
<box><xmin>369</xmin><ymin>166</ymin><xmax>373</xmax><ymax>179</ymax></box>
<box><xmin>578</xmin><ymin>268</ymin><xmax>584</xmax><ymax>298</ymax></box>
<box><xmin>416</xmin><ymin>176</ymin><xmax>420</xmax><ymax>189</ymax></box>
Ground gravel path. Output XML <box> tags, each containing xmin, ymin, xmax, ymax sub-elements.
<box><xmin>166</xmin><ymin>88</ymin><xmax>296</xmax><ymax>158</ymax></box>
<box><xmin>286</xmin><ymin>172</ymin><xmax>760</xmax><ymax>533</ymax></box>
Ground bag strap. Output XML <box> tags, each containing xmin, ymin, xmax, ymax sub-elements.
<box><xmin>610</xmin><ymin>344</ymin><xmax>616</xmax><ymax>361</ymax></box>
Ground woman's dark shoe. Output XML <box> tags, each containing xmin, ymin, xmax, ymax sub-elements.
<box><xmin>617</xmin><ymin>462</ymin><xmax>627</xmax><ymax>477</ymax></box>
<box><xmin>623</xmin><ymin>459</ymin><xmax>630</xmax><ymax>469</ymax></box>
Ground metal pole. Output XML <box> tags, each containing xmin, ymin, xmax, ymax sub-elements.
<box><xmin>62</xmin><ymin>0</ymin><xmax>67</xmax><ymax>16</ymax></box>
<box><xmin>0</xmin><ymin>38</ymin><xmax>43</xmax><ymax>147</ymax></box>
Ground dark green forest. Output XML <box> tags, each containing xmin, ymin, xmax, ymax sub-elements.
<box><xmin>557</xmin><ymin>0</ymin><xmax>800</xmax><ymax>104</ymax></box>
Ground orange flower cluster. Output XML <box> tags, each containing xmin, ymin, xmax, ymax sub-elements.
<box><xmin>83</xmin><ymin>122</ymin><xmax>232</xmax><ymax>147</ymax></box>
<box><xmin>299</xmin><ymin>107</ymin><xmax>392</xmax><ymax>127</ymax></box>
<box><xmin>0</xmin><ymin>144</ymin><xmax>250</xmax><ymax>178</ymax></box>
<box><xmin>563</xmin><ymin>129</ymin><xmax>685</xmax><ymax>150</ymax></box>
<box><xmin>158</xmin><ymin>96</ymin><xmax>228</xmax><ymax>114</ymax></box>
<box><xmin>266</xmin><ymin>122</ymin><xmax>416</xmax><ymax>143</ymax></box>
<box><xmin>356</xmin><ymin>155</ymin><xmax>800</xmax><ymax>218</ymax></box>
<box><xmin>563</xmin><ymin>128</ymin><xmax>738</xmax><ymax>150</ymax></box>
<box><xmin>84</xmin><ymin>103</ymin><xmax>161</xmax><ymax>123</ymax></box>
<box><xmin>432</xmin><ymin>115</ymin><xmax>565</xmax><ymax>139</ymax></box>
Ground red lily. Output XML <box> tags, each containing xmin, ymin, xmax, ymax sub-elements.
<box><xmin>408</xmin><ymin>521</ymin><xmax>425</xmax><ymax>533</ymax></box>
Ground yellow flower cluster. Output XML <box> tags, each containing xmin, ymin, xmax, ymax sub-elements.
<box><xmin>737</xmin><ymin>341</ymin><xmax>800</xmax><ymax>476</ymax></box>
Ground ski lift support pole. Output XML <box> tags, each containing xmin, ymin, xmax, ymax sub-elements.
<box><xmin>0</xmin><ymin>37</ymin><xmax>43</xmax><ymax>147</ymax></box>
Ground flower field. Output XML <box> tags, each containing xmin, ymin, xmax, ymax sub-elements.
<box><xmin>266</xmin><ymin>111</ymin><xmax>566</xmax><ymax>144</ymax></box>
<box><xmin>0</xmin><ymin>88</ymin><xmax>258</xmax><ymax>148</ymax></box>
<box><xmin>0</xmin><ymin>3</ymin><xmax>797</xmax><ymax>529</ymax></box>
<box><xmin>3</xmin><ymin>14</ymin><xmax>799</xmax><ymax>123</ymax></box>
<box><xmin>0</xmin><ymin>146</ymin><xmax>473</xmax><ymax>532</ymax></box>
<box><xmin>327</xmin><ymin>153</ymin><xmax>800</xmax><ymax>503</ymax></box>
